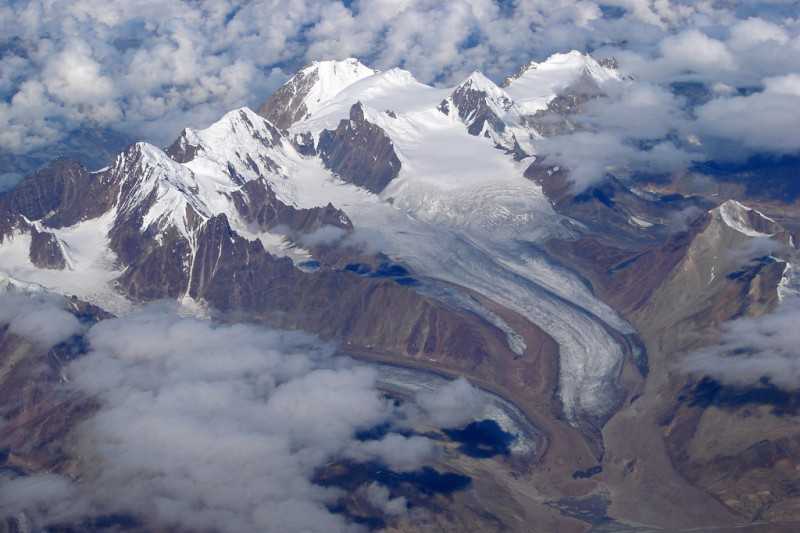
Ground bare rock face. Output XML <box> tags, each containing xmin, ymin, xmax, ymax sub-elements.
<box><xmin>230</xmin><ymin>178</ymin><xmax>353</xmax><ymax>235</ymax></box>
<box><xmin>665</xmin><ymin>389</ymin><xmax>800</xmax><ymax>522</ymax></box>
<box><xmin>317</xmin><ymin>103</ymin><xmax>402</xmax><ymax>194</ymax></box>
<box><xmin>165</xmin><ymin>128</ymin><xmax>200</xmax><ymax>163</ymax></box>
<box><xmin>258</xmin><ymin>67</ymin><xmax>320</xmax><ymax>130</ymax></box>
<box><xmin>114</xmin><ymin>222</ymin><xmax>194</xmax><ymax>301</ymax></box>
<box><xmin>182</xmin><ymin>214</ymin><xmax>514</xmax><ymax>369</ymax></box>
<box><xmin>186</xmin><ymin>213</ymin><xmax>293</xmax><ymax>304</ymax></box>
<box><xmin>444</xmin><ymin>78</ymin><xmax>511</xmax><ymax>137</ymax></box>
<box><xmin>0</xmin><ymin>299</ymin><xmax>108</xmax><ymax>477</ymax></box>
<box><xmin>28</xmin><ymin>227</ymin><xmax>67</xmax><ymax>270</ymax></box>
<box><xmin>0</xmin><ymin>158</ymin><xmax>118</xmax><ymax>233</ymax></box>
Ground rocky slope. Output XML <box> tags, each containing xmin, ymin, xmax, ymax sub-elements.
<box><xmin>536</xmin><ymin>155</ymin><xmax>800</xmax><ymax>528</ymax></box>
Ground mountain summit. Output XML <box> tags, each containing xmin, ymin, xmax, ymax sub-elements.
<box><xmin>258</xmin><ymin>58</ymin><xmax>375</xmax><ymax>129</ymax></box>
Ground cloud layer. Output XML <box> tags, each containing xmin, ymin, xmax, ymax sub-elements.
<box><xmin>416</xmin><ymin>377</ymin><xmax>485</xmax><ymax>428</ymax></box>
<box><xmin>0</xmin><ymin>304</ymin><xmax>479</xmax><ymax>531</ymax></box>
<box><xmin>684</xmin><ymin>297</ymin><xmax>800</xmax><ymax>390</ymax></box>
<box><xmin>0</xmin><ymin>292</ymin><xmax>82</xmax><ymax>347</ymax></box>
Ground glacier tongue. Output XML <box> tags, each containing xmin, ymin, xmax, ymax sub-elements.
<box><xmin>340</xmin><ymin>190</ymin><xmax>629</xmax><ymax>425</ymax></box>
<box><xmin>247</xmin><ymin>140</ymin><xmax>632</xmax><ymax>425</ymax></box>
<box><xmin>258</xmin><ymin>55</ymin><xmax>635</xmax><ymax>427</ymax></box>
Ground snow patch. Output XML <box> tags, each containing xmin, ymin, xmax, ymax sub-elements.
<box><xmin>628</xmin><ymin>215</ymin><xmax>654</xmax><ymax>228</ymax></box>
<box><xmin>717</xmin><ymin>199</ymin><xmax>774</xmax><ymax>237</ymax></box>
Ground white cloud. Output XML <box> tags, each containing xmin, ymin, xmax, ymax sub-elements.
<box><xmin>416</xmin><ymin>377</ymin><xmax>485</xmax><ymax>428</ymax></box>
<box><xmin>42</xmin><ymin>41</ymin><xmax>117</xmax><ymax>106</ymax></box>
<box><xmin>0</xmin><ymin>305</ymin><xmax>475</xmax><ymax>531</ymax></box>
<box><xmin>535</xmin><ymin>131</ymin><xmax>698</xmax><ymax>190</ymax></box>
<box><xmin>347</xmin><ymin>434</ymin><xmax>437</xmax><ymax>472</ymax></box>
<box><xmin>362</xmin><ymin>482</ymin><xmax>408</xmax><ymax>516</ymax></box>
<box><xmin>0</xmin><ymin>292</ymin><xmax>82</xmax><ymax>348</ymax></box>
<box><xmin>695</xmin><ymin>76</ymin><xmax>800</xmax><ymax>154</ymax></box>
<box><xmin>659</xmin><ymin>29</ymin><xmax>736</xmax><ymax>75</ymax></box>
<box><xmin>728</xmin><ymin>17</ymin><xmax>790</xmax><ymax>50</ymax></box>
<box><xmin>683</xmin><ymin>297</ymin><xmax>800</xmax><ymax>390</ymax></box>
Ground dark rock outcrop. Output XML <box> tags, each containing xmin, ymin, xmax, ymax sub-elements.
<box><xmin>317</xmin><ymin>103</ymin><xmax>401</xmax><ymax>194</ymax></box>
<box><xmin>230</xmin><ymin>178</ymin><xmax>353</xmax><ymax>235</ymax></box>
<box><xmin>258</xmin><ymin>67</ymin><xmax>319</xmax><ymax>130</ymax></box>
<box><xmin>29</xmin><ymin>227</ymin><xmax>67</xmax><ymax>270</ymax></box>
<box><xmin>165</xmin><ymin>128</ymin><xmax>200</xmax><ymax>163</ymax></box>
<box><xmin>114</xmin><ymin>222</ymin><xmax>193</xmax><ymax>301</ymax></box>
<box><xmin>0</xmin><ymin>158</ymin><xmax>118</xmax><ymax>232</ymax></box>
<box><xmin>446</xmin><ymin>84</ymin><xmax>509</xmax><ymax>137</ymax></box>
<box><xmin>292</xmin><ymin>132</ymin><xmax>317</xmax><ymax>156</ymax></box>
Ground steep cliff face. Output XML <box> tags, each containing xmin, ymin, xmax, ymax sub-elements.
<box><xmin>28</xmin><ymin>227</ymin><xmax>68</xmax><ymax>270</ymax></box>
<box><xmin>230</xmin><ymin>177</ymin><xmax>353</xmax><ymax>235</ymax></box>
<box><xmin>0</xmin><ymin>159</ymin><xmax>118</xmax><ymax>240</ymax></box>
<box><xmin>317</xmin><ymin>103</ymin><xmax>402</xmax><ymax>193</ymax></box>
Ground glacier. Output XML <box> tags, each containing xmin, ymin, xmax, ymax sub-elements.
<box><xmin>0</xmin><ymin>52</ymin><xmax>636</xmax><ymax>427</ymax></box>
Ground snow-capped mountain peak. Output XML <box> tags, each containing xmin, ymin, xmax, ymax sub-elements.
<box><xmin>298</xmin><ymin>58</ymin><xmax>377</xmax><ymax>115</ymax></box>
<box><xmin>259</xmin><ymin>58</ymin><xmax>375</xmax><ymax>129</ymax></box>
<box><xmin>451</xmin><ymin>71</ymin><xmax>516</xmax><ymax>113</ymax></box>
<box><xmin>503</xmin><ymin>50</ymin><xmax>620</xmax><ymax>115</ymax></box>
<box><xmin>460</xmin><ymin>70</ymin><xmax>504</xmax><ymax>93</ymax></box>
<box><xmin>112</xmin><ymin>142</ymin><xmax>209</xmax><ymax>238</ymax></box>
<box><xmin>436</xmin><ymin>70</ymin><xmax>528</xmax><ymax>153</ymax></box>
<box><xmin>195</xmin><ymin>107</ymin><xmax>282</xmax><ymax>148</ymax></box>
<box><xmin>177</xmin><ymin>107</ymin><xmax>289</xmax><ymax>184</ymax></box>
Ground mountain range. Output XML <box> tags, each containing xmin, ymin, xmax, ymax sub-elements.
<box><xmin>2</xmin><ymin>52</ymin><xmax>800</xmax><ymax>532</ymax></box>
